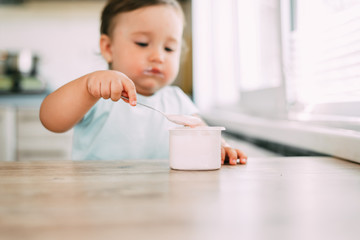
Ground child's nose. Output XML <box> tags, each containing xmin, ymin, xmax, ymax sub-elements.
<box><xmin>149</xmin><ymin>48</ymin><xmax>165</xmax><ymax>63</ymax></box>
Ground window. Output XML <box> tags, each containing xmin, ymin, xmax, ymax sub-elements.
<box><xmin>193</xmin><ymin>0</ymin><xmax>285</xmax><ymax>116</ymax></box>
<box><xmin>237</xmin><ymin>0</ymin><xmax>282</xmax><ymax>92</ymax></box>
<box><xmin>283</xmin><ymin>0</ymin><xmax>360</xmax><ymax>122</ymax></box>
<box><xmin>192</xmin><ymin>0</ymin><xmax>360</xmax><ymax>161</ymax></box>
<box><xmin>193</xmin><ymin>0</ymin><xmax>360</xmax><ymax>124</ymax></box>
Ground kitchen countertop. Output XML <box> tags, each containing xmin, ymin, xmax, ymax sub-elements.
<box><xmin>1</xmin><ymin>157</ymin><xmax>360</xmax><ymax>240</ymax></box>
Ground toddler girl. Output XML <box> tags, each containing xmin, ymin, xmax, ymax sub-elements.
<box><xmin>40</xmin><ymin>0</ymin><xmax>247</xmax><ymax>164</ymax></box>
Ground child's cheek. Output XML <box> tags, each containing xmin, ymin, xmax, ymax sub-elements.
<box><xmin>132</xmin><ymin>63</ymin><xmax>145</xmax><ymax>76</ymax></box>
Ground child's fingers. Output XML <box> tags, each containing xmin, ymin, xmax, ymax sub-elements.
<box><xmin>221</xmin><ymin>146</ymin><xmax>226</xmax><ymax>165</ymax></box>
<box><xmin>122</xmin><ymin>78</ymin><xmax>137</xmax><ymax>106</ymax></box>
<box><xmin>110</xmin><ymin>79</ymin><xmax>123</xmax><ymax>101</ymax></box>
<box><xmin>120</xmin><ymin>92</ymin><xmax>130</xmax><ymax>104</ymax></box>
<box><xmin>223</xmin><ymin>147</ymin><xmax>248</xmax><ymax>165</ymax></box>
<box><xmin>226</xmin><ymin>148</ymin><xmax>238</xmax><ymax>165</ymax></box>
<box><xmin>100</xmin><ymin>79</ymin><xmax>111</xmax><ymax>99</ymax></box>
<box><xmin>87</xmin><ymin>78</ymin><xmax>101</xmax><ymax>98</ymax></box>
<box><xmin>236</xmin><ymin>149</ymin><xmax>247</xmax><ymax>164</ymax></box>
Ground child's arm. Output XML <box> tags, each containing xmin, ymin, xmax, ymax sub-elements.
<box><xmin>40</xmin><ymin>70</ymin><xmax>137</xmax><ymax>133</ymax></box>
<box><xmin>193</xmin><ymin>114</ymin><xmax>248</xmax><ymax>165</ymax></box>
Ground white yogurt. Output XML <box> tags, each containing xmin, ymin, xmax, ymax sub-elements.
<box><xmin>169</xmin><ymin>126</ymin><xmax>225</xmax><ymax>170</ymax></box>
<box><xmin>166</xmin><ymin>114</ymin><xmax>202</xmax><ymax>127</ymax></box>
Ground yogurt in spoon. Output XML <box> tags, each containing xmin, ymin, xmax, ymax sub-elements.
<box><xmin>165</xmin><ymin>114</ymin><xmax>202</xmax><ymax>127</ymax></box>
<box><xmin>120</xmin><ymin>96</ymin><xmax>202</xmax><ymax>127</ymax></box>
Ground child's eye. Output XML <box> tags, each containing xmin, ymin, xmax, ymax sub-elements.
<box><xmin>165</xmin><ymin>47</ymin><xmax>174</xmax><ymax>52</ymax></box>
<box><xmin>136</xmin><ymin>42</ymin><xmax>148</xmax><ymax>47</ymax></box>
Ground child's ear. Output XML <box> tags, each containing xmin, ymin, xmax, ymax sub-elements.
<box><xmin>100</xmin><ymin>34</ymin><xmax>113</xmax><ymax>64</ymax></box>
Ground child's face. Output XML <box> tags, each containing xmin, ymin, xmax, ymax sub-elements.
<box><xmin>104</xmin><ymin>5</ymin><xmax>184</xmax><ymax>96</ymax></box>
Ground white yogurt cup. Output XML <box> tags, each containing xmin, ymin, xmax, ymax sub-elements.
<box><xmin>169</xmin><ymin>126</ymin><xmax>225</xmax><ymax>170</ymax></box>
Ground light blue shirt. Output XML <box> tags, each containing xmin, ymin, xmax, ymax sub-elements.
<box><xmin>72</xmin><ymin>86</ymin><xmax>198</xmax><ymax>160</ymax></box>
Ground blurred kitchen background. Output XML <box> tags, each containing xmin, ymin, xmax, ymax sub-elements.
<box><xmin>1</xmin><ymin>0</ymin><xmax>360</xmax><ymax>162</ymax></box>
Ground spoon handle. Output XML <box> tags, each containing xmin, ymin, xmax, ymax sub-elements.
<box><xmin>120</xmin><ymin>96</ymin><xmax>165</xmax><ymax>116</ymax></box>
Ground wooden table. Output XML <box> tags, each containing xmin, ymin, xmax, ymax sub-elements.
<box><xmin>1</xmin><ymin>157</ymin><xmax>360</xmax><ymax>240</ymax></box>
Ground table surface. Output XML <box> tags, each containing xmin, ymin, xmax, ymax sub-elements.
<box><xmin>1</xmin><ymin>157</ymin><xmax>360</xmax><ymax>240</ymax></box>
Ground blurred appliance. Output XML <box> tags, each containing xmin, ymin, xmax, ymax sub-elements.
<box><xmin>0</xmin><ymin>50</ymin><xmax>44</xmax><ymax>93</ymax></box>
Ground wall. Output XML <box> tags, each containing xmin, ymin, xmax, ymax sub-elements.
<box><xmin>0</xmin><ymin>1</ymin><xmax>193</xmax><ymax>94</ymax></box>
<box><xmin>0</xmin><ymin>1</ymin><xmax>110</xmax><ymax>90</ymax></box>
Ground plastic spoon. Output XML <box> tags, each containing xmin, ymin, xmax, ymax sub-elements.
<box><xmin>120</xmin><ymin>96</ymin><xmax>202</xmax><ymax>127</ymax></box>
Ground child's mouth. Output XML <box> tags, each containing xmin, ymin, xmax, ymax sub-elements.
<box><xmin>143</xmin><ymin>67</ymin><xmax>164</xmax><ymax>78</ymax></box>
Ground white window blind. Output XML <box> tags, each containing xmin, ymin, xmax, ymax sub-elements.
<box><xmin>237</xmin><ymin>0</ymin><xmax>282</xmax><ymax>92</ymax></box>
<box><xmin>193</xmin><ymin>0</ymin><xmax>286</xmax><ymax>115</ymax></box>
<box><xmin>286</xmin><ymin>0</ymin><xmax>360</xmax><ymax>110</ymax></box>
<box><xmin>192</xmin><ymin>0</ymin><xmax>241</xmax><ymax>110</ymax></box>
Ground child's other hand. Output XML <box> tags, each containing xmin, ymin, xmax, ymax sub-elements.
<box><xmin>221</xmin><ymin>145</ymin><xmax>247</xmax><ymax>165</ymax></box>
<box><xmin>86</xmin><ymin>70</ymin><xmax>137</xmax><ymax>106</ymax></box>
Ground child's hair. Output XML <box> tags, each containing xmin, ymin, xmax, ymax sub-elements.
<box><xmin>100</xmin><ymin>0</ymin><xmax>185</xmax><ymax>37</ymax></box>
